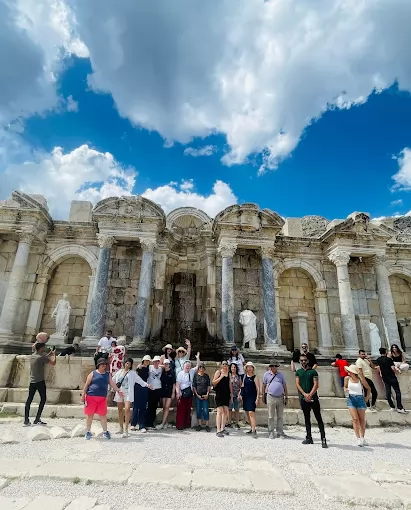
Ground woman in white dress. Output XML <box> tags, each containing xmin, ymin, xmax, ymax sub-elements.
<box><xmin>114</xmin><ymin>358</ymin><xmax>153</xmax><ymax>438</ymax></box>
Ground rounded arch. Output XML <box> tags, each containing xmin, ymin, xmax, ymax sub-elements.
<box><xmin>387</xmin><ymin>264</ymin><xmax>411</xmax><ymax>282</ymax></box>
<box><xmin>274</xmin><ymin>258</ymin><xmax>326</xmax><ymax>290</ymax></box>
<box><xmin>166</xmin><ymin>207</ymin><xmax>212</xmax><ymax>229</ymax></box>
<box><xmin>42</xmin><ymin>244</ymin><xmax>98</xmax><ymax>276</ymax></box>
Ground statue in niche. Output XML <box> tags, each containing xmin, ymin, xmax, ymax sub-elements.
<box><xmin>369</xmin><ymin>322</ymin><xmax>382</xmax><ymax>357</ymax></box>
<box><xmin>51</xmin><ymin>293</ymin><xmax>71</xmax><ymax>338</ymax></box>
<box><xmin>239</xmin><ymin>310</ymin><xmax>257</xmax><ymax>351</ymax></box>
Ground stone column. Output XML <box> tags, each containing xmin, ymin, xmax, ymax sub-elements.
<box><xmin>82</xmin><ymin>275</ymin><xmax>96</xmax><ymax>337</ymax></box>
<box><xmin>131</xmin><ymin>238</ymin><xmax>156</xmax><ymax>348</ymax></box>
<box><xmin>374</xmin><ymin>254</ymin><xmax>401</xmax><ymax>346</ymax></box>
<box><xmin>290</xmin><ymin>312</ymin><xmax>309</xmax><ymax>349</ymax></box>
<box><xmin>328</xmin><ymin>250</ymin><xmax>359</xmax><ymax>354</ymax></box>
<box><xmin>205</xmin><ymin>250</ymin><xmax>217</xmax><ymax>338</ymax></box>
<box><xmin>313</xmin><ymin>288</ymin><xmax>333</xmax><ymax>353</ymax></box>
<box><xmin>25</xmin><ymin>274</ymin><xmax>50</xmax><ymax>338</ymax></box>
<box><xmin>151</xmin><ymin>250</ymin><xmax>168</xmax><ymax>338</ymax></box>
<box><xmin>218</xmin><ymin>241</ymin><xmax>237</xmax><ymax>345</ymax></box>
<box><xmin>82</xmin><ymin>235</ymin><xmax>114</xmax><ymax>346</ymax></box>
<box><xmin>260</xmin><ymin>246</ymin><xmax>278</xmax><ymax>347</ymax></box>
<box><xmin>0</xmin><ymin>231</ymin><xmax>34</xmax><ymax>340</ymax></box>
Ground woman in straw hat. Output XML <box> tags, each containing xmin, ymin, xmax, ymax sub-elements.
<box><xmin>131</xmin><ymin>354</ymin><xmax>152</xmax><ymax>432</ymax></box>
<box><xmin>174</xmin><ymin>339</ymin><xmax>191</xmax><ymax>377</ymax></box>
<box><xmin>160</xmin><ymin>343</ymin><xmax>176</xmax><ymax>372</ymax></box>
<box><xmin>344</xmin><ymin>364</ymin><xmax>370</xmax><ymax>447</ymax></box>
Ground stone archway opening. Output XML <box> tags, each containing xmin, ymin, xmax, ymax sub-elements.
<box><xmin>40</xmin><ymin>256</ymin><xmax>92</xmax><ymax>339</ymax></box>
<box><xmin>389</xmin><ymin>273</ymin><xmax>411</xmax><ymax>351</ymax></box>
<box><xmin>278</xmin><ymin>268</ymin><xmax>317</xmax><ymax>352</ymax></box>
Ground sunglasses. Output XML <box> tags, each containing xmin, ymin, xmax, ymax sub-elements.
<box><xmin>222</xmin><ymin>363</ymin><xmax>228</xmax><ymax>366</ymax></box>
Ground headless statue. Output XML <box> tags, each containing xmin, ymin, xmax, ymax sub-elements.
<box><xmin>369</xmin><ymin>322</ymin><xmax>382</xmax><ymax>357</ymax></box>
<box><xmin>51</xmin><ymin>293</ymin><xmax>71</xmax><ymax>338</ymax></box>
<box><xmin>239</xmin><ymin>310</ymin><xmax>257</xmax><ymax>350</ymax></box>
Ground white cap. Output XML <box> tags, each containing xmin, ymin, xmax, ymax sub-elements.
<box><xmin>152</xmin><ymin>355</ymin><xmax>161</xmax><ymax>362</ymax></box>
<box><xmin>163</xmin><ymin>359</ymin><xmax>171</xmax><ymax>364</ymax></box>
<box><xmin>142</xmin><ymin>355</ymin><xmax>151</xmax><ymax>362</ymax></box>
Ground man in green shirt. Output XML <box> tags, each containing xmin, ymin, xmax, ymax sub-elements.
<box><xmin>295</xmin><ymin>354</ymin><xmax>327</xmax><ymax>448</ymax></box>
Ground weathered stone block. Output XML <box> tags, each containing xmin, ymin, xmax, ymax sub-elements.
<box><xmin>124</xmin><ymin>288</ymin><xmax>137</xmax><ymax>305</ymax></box>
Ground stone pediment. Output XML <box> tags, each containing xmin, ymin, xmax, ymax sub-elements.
<box><xmin>320</xmin><ymin>211</ymin><xmax>394</xmax><ymax>244</ymax></box>
<box><xmin>166</xmin><ymin>207</ymin><xmax>212</xmax><ymax>243</ymax></box>
<box><xmin>0</xmin><ymin>191</ymin><xmax>53</xmax><ymax>228</ymax></box>
<box><xmin>213</xmin><ymin>204</ymin><xmax>284</xmax><ymax>237</ymax></box>
<box><xmin>93</xmin><ymin>196</ymin><xmax>166</xmax><ymax>226</ymax></box>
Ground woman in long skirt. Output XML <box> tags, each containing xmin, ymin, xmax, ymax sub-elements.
<box><xmin>131</xmin><ymin>355</ymin><xmax>151</xmax><ymax>432</ymax></box>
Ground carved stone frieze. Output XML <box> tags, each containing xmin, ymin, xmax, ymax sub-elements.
<box><xmin>301</xmin><ymin>216</ymin><xmax>329</xmax><ymax>237</ymax></box>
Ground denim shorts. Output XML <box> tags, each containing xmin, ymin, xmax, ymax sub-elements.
<box><xmin>229</xmin><ymin>397</ymin><xmax>239</xmax><ymax>411</ymax></box>
<box><xmin>347</xmin><ymin>394</ymin><xmax>367</xmax><ymax>409</ymax></box>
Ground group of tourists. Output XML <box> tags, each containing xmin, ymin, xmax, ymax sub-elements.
<box><xmin>24</xmin><ymin>331</ymin><xmax>409</xmax><ymax>448</ymax></box>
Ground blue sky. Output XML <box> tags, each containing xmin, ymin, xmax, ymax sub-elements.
<box><xmin>1</xmin><ymin>1</ymin><xmax>411</xmax><ymax>221</ymax></box>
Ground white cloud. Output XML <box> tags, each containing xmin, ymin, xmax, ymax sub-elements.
<box><xmin>142</xmin><ymin>180</ymin><xmax>237</xmax><ymax>217</ymax></box>
<box><xmin>392</xmin><ymin>148</ymin><xmax>411</xmax><ymax>190</ymax></box>
<box><xmin>391</xmin><ymin>199</ymin><xmax>403</xmax><ymax>206</ymax></box>
<box><xmin>68</xmin><ymin>0</ymin><xmax>411</xmax><ymax>172</ymax></box>
<box><xmin>2</xmin><ymin>144</ymin><xmax>136</xmax><ymax>219</ymax></box>
<box><xmin>184</xmin><ymin>145</ymin><xmax>217</xmax><ymax>157</ymax></box>
<box><xmin>66</xmin><ymin>95</ymin><xmax>78</xmax><ymax>112</ymax></box>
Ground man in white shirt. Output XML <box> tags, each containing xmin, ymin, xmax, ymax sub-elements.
<box><xmin>94</xmin><ymin>329</ymin><xmax>114</xmax><ymax>367</ymax></box>
<box><xmin>355</xmin><ymin>350</ymin><xmax>377</xmax><ymax>412</ymax></box>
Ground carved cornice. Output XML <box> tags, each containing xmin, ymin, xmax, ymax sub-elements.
<box><xmin>140</xmin><ymin>237</ymin><xmax>157</xmax><ymax>253</ymax></box>
<box><xmin>96</xmin><ymin>234</ymin><xmax>115</xmax><ymax>249</ymax></box>
<box><xmin>328</xmin><ymin>250</ymin><xmax>350</xmax><ymax>267</ymax></box>
<box><xmin>218</xmin><ymin>241</ymin><xmax>237</xmax><ymax>258</ymax></box>
<box><xmin>260</xmin><ymin>246</ymin><xmax>276</xmax><ymax>260</ymax></box>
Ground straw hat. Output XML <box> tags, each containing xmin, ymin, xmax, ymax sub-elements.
<box><xmin>142</xmin><ymin>355</ymin><xmax>151</xmax><ymax>362</ymax></box>
<box><xmin>152</xmin><ymin>355</ymin><xmax>161</xmax><ymax>362</ymax></box>
<box><xmin>162</xmin><ymin>343</ymin><xmax>173</xmax><ymax>352</ymax></box>
<box><xmin>176</xmin><ymin>346</ymin><xmax>187</xmax><ymax>354</ymax></box>
<box><xmin>245</xmin><ymin>361</ymin><xmax>255</xmax><ymax>369</ymax></box>
<box><xmin>344</xmin><ymin>364</ymin><xmax>359</xmax><ymax>375</ymax></box>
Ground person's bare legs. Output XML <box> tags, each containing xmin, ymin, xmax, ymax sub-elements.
<box><xmin>162</xmin><ymin>397</ymin><xmax>171</xmax><ymax>425</ymax></box>
<box><xmin>358</xmin><ymin>409</ymin><xmax>366</xmax><ymax>438</ymax></box>
<box><xmin>224</xmin><ymin>407</ymin><xmax>229</xmax><ymax>429</ymax></box>
<box><xmin>117</xmin><ymin>402</ymin><xmax>124</xmax><ymax>432</ymax></box>
<box><xmin>228</xmin><ymin>409</ymin><xmax>232</xmax><ymax>424</ymax></box>
<box><xmin>249</xmin><ymin>411</ymin><xmax>256</xmax><ymax>432</ymax></box>
<box><xmin>234</xmin><ymin>409</ymin><xmax>240</xmax><ymax>425</ymax></box>
<box><xmin>99</xmin><ymin>415</ymin><xmax>108</xmax><ymax>432</ymax></box>
<box><xmin>86</xmin><ymin>414</ymin><xmax>93</xmax><ymax>432</ymax></box>
<box><xmin>124</xmin><ymin>402</ymin><xmax>131</xmax><ymax>433</ymax></box>
<box><xmin>349</xmin><ymin>408</ymin><xmax>360</xmax><ymax>438</ymax></box>
<box><xmin>216</xmin><ymin>407</ymin><xmax>223</xmax><ymax>432</ymax></box>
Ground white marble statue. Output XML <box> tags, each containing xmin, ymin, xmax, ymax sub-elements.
<box><xmin>239</xmin><ymin>309</ymin><xmax>257</xmax><ymax>351</ymax></box>
<box><xmin>51</xmin><ymin>293</ymin><xmax>71</xmax><ymax>338</ymax></box>
<box><xmin>369</xmin><ymin>322</ymin><xmax>382</xmax><ymax>357</ymax></box>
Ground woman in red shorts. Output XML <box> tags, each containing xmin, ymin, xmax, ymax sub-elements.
<box><xmin>81</xmin><ymin>357</ymin><xmax>123</xmax><ymax>440</ymax></box>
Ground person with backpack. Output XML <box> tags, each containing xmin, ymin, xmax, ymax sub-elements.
<box><xmin>262</xmin><ymin>362</ymin><xmax>288</xmax><ymax>439</ymax></box>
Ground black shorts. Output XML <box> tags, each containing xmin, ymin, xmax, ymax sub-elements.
<box><xmin>161</xmin><ymin>386</ymin><xmax>173</xmax><ymax>399</ymax></box>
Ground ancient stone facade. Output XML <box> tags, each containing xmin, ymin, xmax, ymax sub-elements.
<box><xmin>1</xmin><ymin>192</ymin><xmax>411</xmax><ymax>355</ymax></box>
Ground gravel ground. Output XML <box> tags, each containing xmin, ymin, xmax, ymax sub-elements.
<box><xmin>1</xmin><ymin>417</ymin><xmax>411</xmax><ymax>510</ymax></box>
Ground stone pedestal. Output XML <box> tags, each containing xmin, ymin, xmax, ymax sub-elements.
<box><xmin>329</xmin><ymin>250</ymin><xmax>359</xmax><ymax>356</ymax></box>
<box><xmin>0</xmin><ymin>232</ymin><xmax>34</xmax><ymax>343</ymax></box>
<box><xmin>290</xmin><ymin>312</ymin><xmax>309</xmax><ymax>349</ymax></box>
<box><xmin>218</xmin><ymin>242</ymin><xmax>237</xmax><ymax>345</ymax></box>
<box><xmin>131</xmin><ymin>238</ymin><xmax>156</xmax><ymax>348</ymax></box>
<box><xmin>261</xmin><ymin>247</ymin><xmax>278</xmax><ymax>347</ymax></box>
<box><xmin>49</xmin><ymin>333</ymin><xmax>68</xmax><ymax>348</ymax></box>
<box><xmin>82</xmin><ymin>235</ymin><xmax>114</xmax><ymax>347</ymax></box>
<box><xmin>375</xmin><ymin>254</ymin><xmax>401</xmax><ymax>346</ymax></box>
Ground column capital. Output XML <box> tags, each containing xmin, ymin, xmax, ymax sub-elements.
<box><xmin>328</xmin><ymin>250</ymin><xmax>350</xmax><ymax>267</ymax></box>
<box><xmin>18</xmin><ymin>230</ymin><xmax>35</xmax><ymax>244</ymax></box>
<box><xmin>218</xmin><ymin>241</ymin><xmax>237</xmax><ymax>258</ymax></box>
<box><xmin>96</xmin><ymin>234</ymin><xmax>115</xmax><ymax>249</ymax></box>
<box><xmin>260</xmin><ymin>245</ymin><xmax>276</xmax><ymax>260</ymax></box>
<box><xmin>140</xmin><ymin>237</ymin><xmax>157</xmax><ymax>253</ymax></box>
<box><xmin>374</xmin><ymin>253</ymin><xmax>388</xmax><ymax>266</ymax></box>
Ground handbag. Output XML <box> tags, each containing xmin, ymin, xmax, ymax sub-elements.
<box><xmin>263</xmin><ymin>374</ymin><xmax>277</xmax><ymax>404</ymax></box>
<box><xmin>181</xmin><ymin>372</ymin><xmax>193</xmax><ymax>399</ymax></box>
<box><xmin>116</xmin><ymin>370</ymin><xmax>127</xmax><ymax>389</ymax></box>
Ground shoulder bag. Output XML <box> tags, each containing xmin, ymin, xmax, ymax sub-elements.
<box><xmin>116</xmin><ymin>370</ymin><xmax>127</xmax><ymax>389</ymax></box>
<box><xmin>181</xmin><ymin>372</ymin><xmax>193</xmax><ymax>399</ymax></box>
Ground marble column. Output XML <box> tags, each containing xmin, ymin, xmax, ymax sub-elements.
<box><xmin>290</xmin><ymin>311</ymin><xmax>309</xmax><ymax>349</ymax></box>
<box><xmin>131</xmin><ymin>238</ymin><xmax>156</xmax><ymax>348</ymax></box>
<box><xmin>205</xmin><ymin>250</ymin><xmax>217</xmax><ymax>338</ymax></box>
<box><xmin>260</xmin><ymin>246</ymin><xmax>278</xmax><ymax>347</ymax></box>
<box><xmin>313</xmin><ymin>288</ymin><xmax>333</xmax><ymax>353</ymax></box>
<box><xmin>218</xmin><ymin>241</ymin><xmax>237</xmax><ymax>345</ymax></box>
<box><xmin>82</xmin><ymin>235</ymin><xmax>114</xmax><ymax>346</ymax></box>
<box><xmin>151</xmin><ymin>251</ymin><xmax>168</xmax><ymax>338</ymax></box>
<box><xmin>0</xmin><ymin>232</ymin><xmax>34</xmax><ymax>340</ymax></box>
<box><xmin>328</xmin><ymin>250</ymin><xmax>359</xmax><ymax>354</ymax></box>
<box><xmin>374</xmin><ymin>254</ymin><xmax>401</xmax><ymax>346</ymax></box>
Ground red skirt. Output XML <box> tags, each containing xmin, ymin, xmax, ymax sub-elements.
<box><xmin>176</xmin><ymin>397</ymin><xmax>192</xmax><ymax>430</ymax></box>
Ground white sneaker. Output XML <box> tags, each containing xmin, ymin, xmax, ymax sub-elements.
<box><xmin>390</xmin><ymin>408</ymin><xmax>396</xmax><ymax>411</ymax></box>
<box><xmin>362</xmin><ymin>438</ymin><xmax>368</xmax><ymax>446</ymax></box>
<box><xmin>163</xmin><ymin>423</ymin><xmax>168</xmax><ymax>429</ymax></box>
<box><xmin>140</xmin><ymin>428</ymin><xmax>147</xmax><ymax>433</ymax></box>
<box><xmin>122</xmin><ymin>431</ymin><xmax>128</xmax><ymax>438</ymax></box>
<box><xmin>371</xmin><ymin>406</ymin><xmax>378</xmax><ymax>413</ymax></box>
<box><xmin>116</xmin><ymin>429</ymin><xmax>124</xmax><ymax>435</ymax></box>
<box><xmin>156</xmin><ymin>424</ymin><xmax>164</xmax><ymax>430</ymax></box>
<box><xmin>357</xmin><ymin>438</ymin><xmax>363</xmax><ymax>447</ymax></box>
<box><xmin>397</xmin><ymin>408</ymin><xmax>409</xmax><ymax>414</ymax></box>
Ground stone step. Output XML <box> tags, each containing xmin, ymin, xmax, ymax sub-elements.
<box><xmin>0</xmin><ymin>387</ymin><xmax>396</xmax><ymax>410</ymax></box>
<box><xmin>2</xmin><ymin>401</ymin><xmax>411</xmax><ymax>427</ymax></box>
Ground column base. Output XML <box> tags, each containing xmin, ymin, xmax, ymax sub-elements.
<box><xmin>130</xmin><ymin>336</ymin><xmax>147</xmax><ymax>349</ymax></box>
<box><xmin>49</xmin><ymin>333</ymin><xmax>68</xmax><ymax>348</ymax></box>
<box><xmin>262</xmin><ymin>343</ymin><xmax>289</xmax><ymax>354</ymax></box>
<box><xmin>318</xmin><ymin>346</ymin><xmax>337</xmax><ymax>356</ymax></box>
<box><xmin>81</xmin><ymin>336</ymin><xmax>99</xmax><ymax>348</ymax></box>
<box><xmin>341</xmin><ymin>348</ymin><xmax>361</xmax><ymax>358</ymax></box>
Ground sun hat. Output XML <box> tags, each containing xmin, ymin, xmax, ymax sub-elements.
<box><xmin>142</xmin><ymin>355</ymin><xmax>151</xmax><ymax>362</ymax></box>
<box><xmin>163</xmin><ymin>359</ymin><xmax>171</xmax><ymax>364</ymax></box>
<box><xmin>176</xmin><ymin>346</ymin><xmax>187</xmax><ymax>354</ymax></box>
<box><xmin>152</xmin><ymin>355</ymin><xmax>161</xmax><ymax>362</ymax></box>
<box><xmin>35</xmin><ymin>332</ymin><xmax>48</xmax><ymax>343</ymax></box>
<box><xmin>162</xmin><ymin>343</ymin><xmax>173</xmax><ymax>352</ymax></box>
<box><xmin>245</xmin><ymin>361</ymin><xmax>255</xmax><ymax>368</ymax></box>
<box><xmin>96</xmin><ymin>358</ymin><xmax>108</xmax><ymax>367</ymax></box>
<box><xmin>345</xmin><ymin>364</ymin><xmax>359</xmax><ymax>375</ymax></box>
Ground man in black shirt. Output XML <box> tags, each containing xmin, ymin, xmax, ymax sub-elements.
<box><xmin>375</xmin><ymin>348</ymin><xmax>408</xmax><ymax>413</ymax></box>
<box><xmin>301</xmin><ymin>343</ymin><xmax>318</xmax><ymax>369</ymax></box>
<box><xmin>58</xmin><ymin>343</ymin><xmax>79</xmax><ymax>358</ymax></box>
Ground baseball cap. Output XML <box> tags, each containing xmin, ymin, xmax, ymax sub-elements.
<box><xmin>269</xmin><ymin>362</ymin><xmax>280</xmax><ymax>367</ymax></box>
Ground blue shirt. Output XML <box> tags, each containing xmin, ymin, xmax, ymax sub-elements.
<box><xmin>263</xmin><ymin>370</ymin><xmax>286</xmax><ymax>397</ymax></box>
<box><xmin>87</xmin><ymin>370</ymin><xmax>109</xmax><ymax>397</ymax></box>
